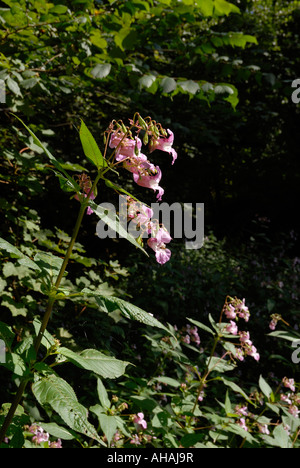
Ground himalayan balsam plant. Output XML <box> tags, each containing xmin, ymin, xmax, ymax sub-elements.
<box><xmin>0</xmin><ymin>113</ymin><xmax>177</xmax><ymax>446</ymax></box>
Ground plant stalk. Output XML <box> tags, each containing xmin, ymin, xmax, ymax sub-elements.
<box><xmin>0</xmin><ymin>197</ymin><xmax>89</xmax><ymax>443</ymax></box>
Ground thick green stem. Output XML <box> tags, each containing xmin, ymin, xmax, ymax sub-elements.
<box><xmin>0</xmin><ymin>197</ymin><xmax>89</xmax><ymax>444</ymax></box>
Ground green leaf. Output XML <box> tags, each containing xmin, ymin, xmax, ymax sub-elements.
<box><xmin>79</xmin><ymin>120</ymin><xmax>107</xmax><ymax>169</ymax></box>
<box><xmin>90</xmin><ymin>30</ymin><xmax>108</xmax><ymax>50</ymax></box>
<box><xmin>207</xmin><ymin>356</ymin><xmax>235</xmax><ymax>373</ymax></box>
<box><xmin>90</xmin><ymin>63</ymin><xmax>111</xmax><ymax>79</ymax></box>
<box><xmin>160</xmin><ymin>77</ymin><xmax>177</xmax><ymax>94</ymax></box>
<box><xmin>153</xmin><ymin>376</ymin><xmax>181</xmax><ymax>388</ymax></box>
<box><xmin>97</xmin><ymin>378</ymin><xmax>111</xmax><ymax>410</ymax></box>
<box><xmin>32</xmin><ymin>318</ymin><xmax>56</xmax><ymax>351</ymax></box>
<box><xmin>12</xmin><ymin>115</ymin><xmax>80</xmax><ymax>192</ymax></box>
<box><xmin>0</xmin><ymin>237</ymin><xmax>41</xmax><ymax>271</ymax></box>
<box><xmin>195</xmin><ymin>0</ymin><xmax>214</xmax><ymax>16</ymax></box>
<box><xmin>227</xmin><ymin>423</ymin><xmax>256</xmax><ymax>444</ymax></box>
<box><xmin>98</xmin><ymin>414</ymin><xmax>117</xmax><ymax>447</ymax></box>
<box><xmin>1</xmin><ymin>352</ymin><xmax>27</xmax><ymax>376</ymax></box>
<box><xmin>38</xmin><ymin>422</ymin><xmax>75</xmax><ymax>440</ymax></box>
<box><xmin>139</xmin><ymin>74</ymin><xmax>157</xmax><ymax>90</ymax></box>
<box><xmin>268</xmin><ymin>330</ymin><xmax>300</xmax><ymax>342</ymax></box>
<box><xmin>0</xmin><ymin>321</ymin><xmax>15</xmax><ymax>349</ymax></box>
<box><xmin>57</xmin><ymin>346</ymin><xmax>130</xmax><ymax>379</ymax></box>
<box><xmin>87</xmin><ymin>293</ymin><xmax>171</xmax><ymax>334</ymax></box>
<box><xmin>179</xmin><ymin>80</ymin><xmax>200</xmax><ymax>95</ymax></box>
<box><xmin>32</xmin><ymin>374</ymin><xmax>104</xmax><ymax>444</ymax></box>
<box><xmin>222</xmin><ymin>377</ymin><xmax>253</xmax><ymax>405</ymax></box>
<box><xmin>214</xmin><ymin>0</ymin><xmax>240</xmax><ymax>16</ymax></box>
<box><xmin>6</xmin><ymin>76</ymin><xmax>22</xmax><ymax>96</ymax></box>
<box><xmin>91</xmin><ymin>201</ymin><xmax>148</xmax><ymax>255</ymax></box>
<box><xmin>259</xmin><ymin>375</ymin><xmax>273</xmax><ymax>400</ymax></box>
<box><xmin>187</xmin><ymin>317</ymin><xmax>214</xmax><ymax>335</ymax></box>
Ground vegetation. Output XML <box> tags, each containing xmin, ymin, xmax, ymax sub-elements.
<box><xmin>0</xmin><ymin>0</ymin><xmax>299</xmax><ymax>448</ymax></box>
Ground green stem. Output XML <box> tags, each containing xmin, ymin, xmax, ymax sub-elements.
<box><xmin>0</xmin><ymin>190</ymin><xmax>93</xmax><ymax>443</ymax></box>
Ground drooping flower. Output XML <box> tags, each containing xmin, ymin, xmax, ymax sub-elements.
<box><xmin>133</xmin><ymin>412</ymin><xmax>147</xmax><ymax>430</ymax></box>
<box><xmin>132</xmin><ymin>165</ymin><xmax>164</xmax><ymax>201</ymax></box>
<box><xmin>149</xmin><ymin>129</ymin><xmax>177</xmax><ymax>164</ymax></box>
<box><xmin>226</xmin><ymin>320</ymin><xmax>238</xmax><ymax>335</ymax></box>
<box><xmin>74</xmin><ymin>173</ymin><xmax>95</xmax><ymax>215</ymax></box>
<box><xmin>236</xmin><ymin>298</ymin><xmax>250</xmax><ymax>322</ymax></box>
<box><xmin>258</xmin><ymin>424</ymin><xmax>270</xmax><ymax>435</ymax></box>
<box><xmin>237</xmin><ymin>418</ymin><xmax>248</xmax><ymax>432</ymax></box>
<box><xmin>224</xmin><ymin>303</ymin><xmax>236</xmax><ymax>320</ymax></box>
<box><xmin>130</xmin><ymin>434</ymin><xmax>141</xmax><ymax>445</ymax></box>
<box><xmin>282</xmin><ymin>377</ymin><xmax>296</xmax><ymax>392</ymax></box>
<box><xmin>109</xmin><ymin>132</ymin><xmax>142</xmax><ymax>161</ymax></box>
<box><xmin>28</xmin><ymin>424</ymin><xmax>50</xmax><ymax>444</ymax></box>
<box><xmin>147</xmin><ymin>227</ymin><xmax>172</xmax><ymax>265</ymax></box>
<box><xmin>235</xmin><ymin>405</ymin><xmax>248</xmax><ymax>417</ymax></box>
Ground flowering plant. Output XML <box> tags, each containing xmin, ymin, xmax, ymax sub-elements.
<box><xmin>0</xmin><ymin>113</ymin><xmax>177</xmax><ymax>445</ymax></box>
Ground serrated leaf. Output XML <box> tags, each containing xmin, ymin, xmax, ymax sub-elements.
<box><xmin>57</xmin><ymin>347</ymin><xmax>130</xmax><ymax>379</ymax></box>
<box><xmin>86</xmin><ymin>293</ymin><xmax>171</xmax><ymax>335</ymax></box>
<box><xmin>79</xmin><ymin>120</ymin><xmax>107</xmax><ymax>169</ymax></box>
<box><xmin>38</xmin><ymin>422</ymin><xmax>75</xmax><ymax>440</ymax></box>
<box><xmin>32</xmin><ymin>374</ymin><xmax>104</xmax><ymax>444</ymax></box>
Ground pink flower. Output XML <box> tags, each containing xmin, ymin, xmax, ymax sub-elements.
<box><xmin>147</xmin><ymin>227</ymin><xmax>172</xmax><ymax>264</ymax></box>
<box><xmin>49</xmin><ymin>439</ymin><xmax>62</xmax><ymax>448</ymax></box>
<box><xmin>224</xmin><ymin>304</ymin><xmax>236</xmax><ymax>320</ymax></box>
<box><xmin>246</xmin><ymin>344</ymin><xmax>260</xmax><ymax>361</ymax></box>
<box><xmin>235</xmin><ymin>405</ymin><xmax>248</xmax><ymax>417</ymax></box>
<box><xmin>74</xmin><ymin>173</ymin><xmax>95</xmax><ymax>215</ymax></box>
<box><xmin>282</xmin><ymin>377</ymin><xmax>296</xmax><ymax>392</ymax></box>
<box><xmin>258</xmin><ymin>424</ymin><xmax>270</xmax><ymax>435</ymax></box>
<box><xmin>133</xmin><ymin>165</ymin><xmax>164</xmax><ymax>201</ymax></box>
<box><xmin>235</xmin><ymin>348</ymin><xmax>244</xmax><ymax>361</ymax></box>
<box><xmin>237</xmin><ymin>418</ymin><xmax>248</xmax><ymax>432</ymax></box>
<box><xmin>288</xmin><ymin>405</ymin><xmax>300</xmax><ymax>417</ymax></box>
<box><xmin>133</xmin><ymin>412</ymin><xmax>147</xmax><ymax>430</ymax></box>
<box><xmin>149</xmin><ymin>129</ymin><xmax>177</xmax><ymax>164</ymax></box>
<box><xmin>110</xmin><ymin>133</ymin><xmax>142</xmax><ymax>161</ymax></box>
<box><xmin>130</xmin><ymin>434</ymin><xmax>141</xmax><ymax>445</ymax></box>
<box><xmin>239</xmin><ymin>331</ymin><xmax>252</xmax><ymax>345</ymax></box>
<box><xmin>236</xmin><ymin>298</ymin><xmax>250</xmax><ymax>322</ymax></box>
<box><xmin>226</xmin><ymin>320</ymin><xmax>238</xmax><ymax>335</ymax></box>
<box><xmin>29</xmin><ymin>425</ymin><xmax>49</xmax><ymax>444</ymax></box>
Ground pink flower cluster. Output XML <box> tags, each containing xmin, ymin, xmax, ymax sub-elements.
<box><xmin>223</xmin><ymin>297</ymin><xmax>260</xmax><ymax>362</ymax></box>
<box><xmin>109</xmin><ymin>119</ymin><xmax>177</xmax><ymax>202</ymax></box>
<box><xmin>28</xmin><ymin>424</ymin><xmax>62</xmax><ymax>448</ymax></box>
<box><xmin>181</xmin><ymin>324</ymin><xmax>201</xmax><ymax>347</ymax></box>
<box><xmin>126</xmin><ymin>197</ymin><xmax>172</xmax><ymax>264</ymax></box>
<box><xmin>281</xmin><ymin>377</ymin><xmax>300</xmax><ymax>418</ymax></box>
